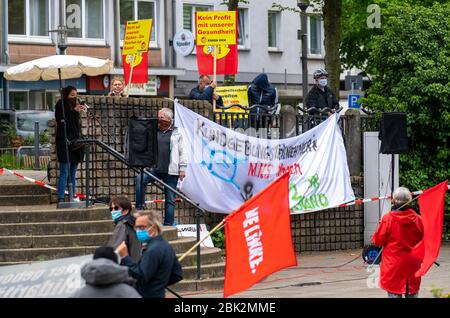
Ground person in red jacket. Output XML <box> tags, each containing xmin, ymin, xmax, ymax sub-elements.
<box><xmin>372</xmin><ymin>187</ymin><xmax>424</xmax><ymax>298</ymax></box>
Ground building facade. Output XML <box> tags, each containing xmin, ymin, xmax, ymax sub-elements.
<box><xmin>0</xmin><ymin>0</ymin><xmax>183</xmax><ymax>110</ymax></box>
<box><xmin>174</xmin><ymin>0</ymin><xmax>326</xmax><ymax>103</ymax></box>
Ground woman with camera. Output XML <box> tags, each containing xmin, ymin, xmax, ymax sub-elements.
<box><xmin>55</xmin><ymin>86</ymin><xmax>84</xmax><ymax>203</ymax></box>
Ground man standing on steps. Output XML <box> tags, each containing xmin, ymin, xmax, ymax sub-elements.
<box><xmin>116</xmin><ymin>212</ymin><xmax>183</xmax><ymax>298</ymax></box>
<box><xmin>135</xmin><ymin>107</ymin><xmax>187</xmax><ymax>226</ymax></box>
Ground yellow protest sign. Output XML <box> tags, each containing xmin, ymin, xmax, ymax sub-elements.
<box><xmin>122</xmin><ymin>19</ymin><xmax>152</xmax><ymax>55</ymax></box>
<box><xmin>196</xmin><ymin>11</ymin><xmax>237</xmax><ymax>46</ymax></box>
<box><xmin>215</xmin><ymin>86</ymin><xmax>249</xmax><ymax>113</ymax></box>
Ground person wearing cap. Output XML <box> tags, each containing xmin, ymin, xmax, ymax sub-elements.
<box><xmin>304</xmin><ymin>68</ymin><xmax>339</xmax><ymax>113</ymax></box>
<box><xmin>372</xmin><ymin>187</ymin><xmax>424</xmax><ymax>298</ymax></box>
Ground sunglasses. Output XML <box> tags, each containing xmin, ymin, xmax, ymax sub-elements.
<box><xmin>109</xmin><ymin>206</ymin><xmax>120</xmax><ymax>212</ymax></box>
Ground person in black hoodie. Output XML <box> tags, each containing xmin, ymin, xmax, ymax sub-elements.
<box><xmin>116</xmin><ymin>212</ymin><xmax>183</xmax><ymax>298</ymax></box>
<box><xmin>247</xmin><ymin>73</ymin><xmax>278</xmax><ymax>128</ymax></box>
<box><xmin>107</xmin><ymin>196</ymin><xmax>141</xmax><ymax>262</ymax></box>
<box><xmin>55</xmin><ymin>86</ymin><xmax>84</xmax><ymax>203</ymax></box>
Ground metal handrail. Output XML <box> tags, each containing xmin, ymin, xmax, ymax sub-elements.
<box><xmin>79</xmin><ymin>137</ymin><xmax>205</xmax><ymax>280</ymax></box>
<box><xmin>297</xmin><ymin>106</ymin><xmax>344</xmax><ymax>115</ymax></box>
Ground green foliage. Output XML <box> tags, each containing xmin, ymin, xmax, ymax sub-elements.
<box><xmin>341</xmin><ymin>0</ymin><xmax>448</xmax><ymax>73</ymax></box>
<box><xmin>430</xmin><ymin>286</ymin><xmax>450</xmax><ymax>298</ymax></box>
<box><xmin>0</xmin><ymin>153</ymin><xmax>26</xmax><ymax>169</ymax></box>
<box><xmin>21</xmin><ymin>135</ymin><xmax>35</xmax><ymax>146</ymax></box>
<box><xmin>211</xmin><ymin>227</ymin><xmax>226</xmax><ymax>251</ymax></box>
<box><xmin>0</xmin><ymin>122</ymin><xmax>17</xmax><ymax>140</ymax></box>
<box><xmin>363</xmin><ymin>4</ymin><xmax>450</xmax><ymax>224</ymax></box>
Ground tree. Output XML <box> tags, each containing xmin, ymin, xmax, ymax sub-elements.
<box><xmin>221</xmin><ymin>0</ymin><xmax>248</xmax><ymax>85</ymax></box>
<box><xmin>363</xmin><ymin>3</ymin><xmax>450</xmax><ymax>224</ymax></box>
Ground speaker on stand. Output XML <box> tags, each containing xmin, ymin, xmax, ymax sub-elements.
<box><xmin>127</xmin><ymin>117</ymin><xmax>159</xmax><ymax>207</ymax></box>
<box><xmin>378</xmin><ymin>112</ymin><xmax>409</xmax><ymax>200</ymax></box>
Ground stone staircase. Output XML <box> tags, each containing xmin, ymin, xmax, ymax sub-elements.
<box><xmin>0</xmin><ymin>183</ymin><xmax>225</xmax><ymax>292</ymax></box>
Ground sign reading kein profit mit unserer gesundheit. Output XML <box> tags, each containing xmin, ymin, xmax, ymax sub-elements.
<box><xmin>195</xmin><ymin>11</ymin><xmax>237</xmax><ymax>46</ymax></box>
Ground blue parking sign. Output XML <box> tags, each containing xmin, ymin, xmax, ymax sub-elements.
<box><xmin>348</xmin><ymin>94</ymin><xmax>361</xmax><ymax>108</ymax></box>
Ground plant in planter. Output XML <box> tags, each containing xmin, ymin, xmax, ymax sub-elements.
<box><xmin>0</xmin><ymin>122</ymin><xmax>22</xmax><ymax>148</ymax></box>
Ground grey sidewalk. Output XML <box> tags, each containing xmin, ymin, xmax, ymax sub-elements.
<box><xmin>178</xmin><ymin>244</ymin><xmax>450</xmax><ymax>298</ymax></box>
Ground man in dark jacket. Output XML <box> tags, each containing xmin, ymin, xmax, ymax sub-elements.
<box><xmin>116</xmin><ymin>212</ymin><xmax>183</xmax><ymax>298</ymax></box>
<box><xmin>304</xmin><ymin>68</ymin><xmax>339</xmax><ymax>113</ymax></box>
<box><xmin>247</xmin><ymin>73</ymin><xmax>278</xmax><ymax>129</ymax></box>
<box><xmin>72</xmin><ymin>246</ymin><xmax>141</xmax><ymax>298</ymax></box>
<box><xmin>189</xmin><ymin>74</ymin><xmax>224</xmax><ymax>107</ymax></box>
<box><xmin>107</xmin><ymin>196</ymin><xmax>141</xmax><ymax>262</ymax></box>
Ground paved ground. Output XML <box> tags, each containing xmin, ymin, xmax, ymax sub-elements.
<box><xmin>178</xmin><ymin>244</ymin><xmax>450</xmax><ymax>298</ymax></box>
<box><xmin>0</xmin><ymin>169</ymin><xmax>47</xmax><ymax>185</ymax></box>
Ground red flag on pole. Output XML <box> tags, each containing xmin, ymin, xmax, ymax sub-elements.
<box><xmin>122</xmin><ymin>52</ymin><xmax>148</xmax><ymax>84</ymax></box>
<box><xmin>414</xmin><ymin>180</ymin><xmax>448</xmax><ymax>277</ymax></box>
<box><xmin>196</xmin><ymin>44</ymin><xmax>238</xmax><ymax>75</ymax></box>
<box><xmin>223</xmin><ymin>173</ymin><xmax>297</xmax><ymax>297</ymax></box>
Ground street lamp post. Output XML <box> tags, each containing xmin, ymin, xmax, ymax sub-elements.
<box><xmin>297</xmin><ymin>1</ymin><xmax>310</xmax><ymax>104</ymax></box>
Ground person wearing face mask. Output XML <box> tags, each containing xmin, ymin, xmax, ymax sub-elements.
<box><xmin>55</xmin><ymin>86</ymin><xmax>85</xmax><ymax>203</ymax></box>
<box><xmin>134</xmin><ymin>108</ymin><xmax>187</xmax><ymax>226</ymax></box>
<box><xmin>116</xmin><ymin>212</ymin><xmax>183</xmax><ymax>298</ymax></box>
<box><xmin>107</xmin><ymin>196</ymin><xmax>141</xmax><ymax>262</ymax></box>
<box><xmin>304</xmin><ymin>69</ymin><xmax>339</xmax><ymax>114</ymax></box>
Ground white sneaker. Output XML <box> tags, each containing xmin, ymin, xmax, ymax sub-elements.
<box><xmin>73</xmin><ymin>197</ymin><xmax>80</xmax><ymax>202</ymax></box>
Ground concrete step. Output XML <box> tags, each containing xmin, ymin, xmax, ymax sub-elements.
<box><xmin>0</xmin><ymin>246</ymin><xmax>223</xmax><ymax>263</ymax></box>
<box><xmin>0</xmin><ymin>220</ymin><xmax>114</xmax><ymax>236</ymax></box>
<box><xmin>0</xmin><ymin>232</ymin><xmax>191</xmax><ymax>250</ymax></box>
<box><xmin>172</xmin><ymin>277</ymin><xmax>224</xmax><ymax>293</ymax></box>
<box><xmin>0</xmin><ymin>233</ymin><xmax>112</xmax><ymax>249</ymax></box>
<box><xmin>0</xmin><ymin>194</ymin><xmax>50</xmax><ymax>206</ymax></box>
<box><xmin>0</xmin><ymin>184</ymin><xmax>51</xmax><ymax>196</ymax></box>
<box><xmin>0</xmin><ymin>206</ymin><xmax>110</xmax><ymax>223</ymax></box>
<box><xmin>182</xmin><ymin>262</ymin><xmax>225</xmax><ymax>280</ymax></box>
<box><xmin>177</xmin><ymin>247</ymin><xmax>224</xmax><ymax>267</ymax></box>
<box><xmin>0</xmin><ymin>246</ymin><xmax>99</xmax><ymax>262</ymax></box>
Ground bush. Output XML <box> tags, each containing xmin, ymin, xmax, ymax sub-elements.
<box><xmin>211</xmin><ymin>227</ymin><xmax>225</xmax><ymax>251</ymax></box>
<box><xmin>363</xmin><ymin>4</ymin><xmax>450</xmax><ymax>230</ymax></box>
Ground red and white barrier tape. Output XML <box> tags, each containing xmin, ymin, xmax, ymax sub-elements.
<box><xmin>0</xmin><ymin>167</ymin><xmax>86</xmax><ymax>199</ymax></box>
<box><xmin>0</xmin><ymin>167</ymin><xmax>183</xmax><ymax>204</ymax></box>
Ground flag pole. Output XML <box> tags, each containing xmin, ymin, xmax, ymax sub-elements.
<box><xmin>125</xmin><ymin>53</ymin><xmax>136</xmax><ymax>97</ymax></box>
<box><xmin>178</xmin><ymin>218</ymin><xmax>226</xmax><ymax>262</ymax></box>
<box><xmin>213</xmin><ymin>45</ymin><xmax>217</xmax><ymax>111</ymax></box>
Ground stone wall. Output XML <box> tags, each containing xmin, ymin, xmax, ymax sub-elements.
<box><xmin>48</xmin><ymin>97</ymin><xmax>366</xmax><ymax>253</ymax></box>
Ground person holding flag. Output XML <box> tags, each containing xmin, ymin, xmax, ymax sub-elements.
<box><xmin>372</xmin><ymin>187</ymin><xmax>424</xmax><ymax>298</ymax></box>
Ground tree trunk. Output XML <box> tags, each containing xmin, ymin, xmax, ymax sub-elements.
<box><xmin>224</xmin><ymin>0</ymin><xmax>239</xmax><ymax>86</ymax></box>
<box><xmin>322</xmin><ymin>0</ymin><xmax>342</xmax><ymax>98</ymax></box>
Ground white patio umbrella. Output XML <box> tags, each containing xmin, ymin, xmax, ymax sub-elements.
<box><xmin>4</xmin><ymin>55</ymin><xmax>113</xmax><ymax>207</ymax></box>
<box><xmin>4</xmin><ymin>55</ymin><xmax>113</xmax><ymax>81</ymax></box>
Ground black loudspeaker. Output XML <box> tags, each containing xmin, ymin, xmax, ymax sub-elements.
<box><xmin>379</xmin><ymin>112</ymin><xmax>408</xmax><ymax>154</ymax></box>
<box><xmin>127</xmin><ymin>117</ymin><xmax>158</xmax><ymax>167</ymax></box>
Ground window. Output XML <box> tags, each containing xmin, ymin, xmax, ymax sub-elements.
<box><xmin>183</xmin><ymin>4</ymin><xmax>211</xmax><ymax>33</ymax></box>
<box><xmin>309</xmin><ymin>15</ymin><xmax>323</xmax><ymax>55</ymax></box>
<box><xmin>9</xmin><ymin>92</ymin><xmax>29</xmax><ymax>110</ymax></box>
<box><xmin>8</xmin><ymin>0</ymin><xmax>49</xmax><ymax>37</ymax></box>
<box><xmin>66</xmin><ymin>0</ymin><xmax>104</xmax><ymax>39</ymax></box>
<box><xmin>120</xmin><ymin>0</ymin><xmax>157</xmax><ymax>45</ymax></box>
<box><xmin>268</xmin><ymin>11</ymin><xmax>280</xmax><ymax>49</ymax></box>
<box><xmin>237</xmin><ymin>8</ymin><xmax>248</xmax><ymax>48</ymax></box>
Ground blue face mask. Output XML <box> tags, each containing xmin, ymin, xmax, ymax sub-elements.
<box><xmin>136</xmin><ymin>229</ymin><xmax>151</xmax><ymax>242</ymax></box>
<box><xmin>318</xmin><ymin>79</ymin><xmax>328</xmax><ymax>87</ymax></box>
<box><xmin>111</xmin><ymin>210</ymin><xmax>122</xmax><ymax>222</ymax></box>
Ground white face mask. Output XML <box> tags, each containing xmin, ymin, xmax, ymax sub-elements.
<box><xmin>318</xmin><ymin>79</ymin><xmax>328</xmax><ymax>87</ymax></box>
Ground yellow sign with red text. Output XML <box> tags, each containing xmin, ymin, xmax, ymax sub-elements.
<box><xmin>122</xmin><ymin>19</ymin><xmax>152</xmax><ymax>55</ymax></box>
<box><xmin>196</xmin><ymin>11</ymin><xmax>237</xmax><ymax>46</ymax></box>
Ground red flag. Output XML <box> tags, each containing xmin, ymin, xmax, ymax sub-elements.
<box><xmin>414</xmin><ymin>180</ymin><xmax>448</xmax><ymax>277</ymax></box>
<box><xmin>122</xmin><ymin>52</ymin><xmax>148</xmax><ymax>84</ymax></box>
<box><xmin>0</xmin><ymin>168</ymin><xmax>3</xmax><ymax>176</ymax></box>
<box><xmin>196</xmin><ymin>44</ymin><xmax>238</xmax><ymax>75</ymax></box>
<box><xmin>223</xmin><ymin>173</ymin><xmax>297</xmax><ymax>297</ymax></box>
